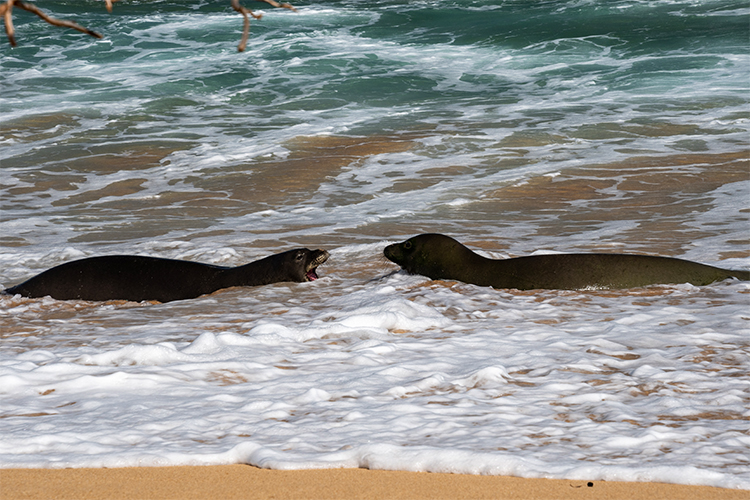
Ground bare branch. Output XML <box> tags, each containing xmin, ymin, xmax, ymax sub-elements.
<box><xmin>3</xmin><ymin>0</ymin><xmax>295</xmax><ymax>50</ymax></box>
<box><xmin>2</xmin><ymin>0</ymin><xmax>103</xmax><ymax>46</ymax></box>
<box><xmin>16</xmin><ymin>2</ymin><xmax>103</xmax><ymax>38</ymax></box>
<box><xmin>231</xmin><ymin>0</ymin><xmax>296</xmax><ymax>52</ymax></box>
<box><xmin>104</xmin><ymin>0</ymin><xmax>121</xmax><ymax>14</ymax></box>
<box><xmin>231</xmin><ymin>0</ymin><xmax>261</xmax><ymax>53</ymax></box>
<box><xmin>256</xmin><ymin>0</ymin><xmax>296</xmax><ymax>12</ymax></box>
<box><xmin>3</xmin><ymin>0</ymin><xmax>16</xmax><ymax>47</ymax></box>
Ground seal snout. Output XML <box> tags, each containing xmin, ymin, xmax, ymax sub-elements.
<box><xmin>383</xmin><ymin>242</ymin><xmax>406</xmax><ymax>263</ymax></box>
<box><xmin>383</xmin><ymin>244</ymin><xmax>395</xmax><ymax>261</ymax></box>
<box><xmin>305</xmin><ymin>249</ymin><xmax>329</xmax><ymax>281</ymax></box>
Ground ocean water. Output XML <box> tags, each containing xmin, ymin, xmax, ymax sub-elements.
<box><xmin>1</xmin><ymin>0</ymin><xmax>749</xmax><ymax>489</ymax></box>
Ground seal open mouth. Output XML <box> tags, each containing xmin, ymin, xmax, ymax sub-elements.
<box><xmin>305</xmin><ymin>250</ymin><xmax>329</xmax><ymax>281</ymax></box>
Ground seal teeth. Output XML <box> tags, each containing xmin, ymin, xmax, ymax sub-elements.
<box><xmin>305</xmin><ymin>250</ymin><xmax>328</xmax><ymax>281</ymax></box>
<box><xmin>309</xmin><ymin>250</ymin><xmax>329</xmax><ymax>268</ymax></box>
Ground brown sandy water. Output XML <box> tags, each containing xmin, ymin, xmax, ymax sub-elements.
<box><xmin>3</xmin><ymin>122</ymin><xmax>747</xmax><ymax>250</ymax></box>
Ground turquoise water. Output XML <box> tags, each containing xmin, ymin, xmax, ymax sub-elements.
<box><xmin>1</xmin><ymin>0</ymin><xmax>749</xmax><ymax>488</ymax></box>
<box><xmin>4</xmin><ymin>1</ymin><xmax>748</xmax><ymax>144</ymax></box>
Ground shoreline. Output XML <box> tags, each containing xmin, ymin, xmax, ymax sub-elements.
<box><xmin>2</xmin><ymin>466</ymin><xmax>749</xmax><ymax>500</ymax></box>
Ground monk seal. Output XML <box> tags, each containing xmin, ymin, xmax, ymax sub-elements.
<box><xmin>384</xmin><ymin>234</ymin><xmax>749</xmax><ymax>290</ymax></box>
<box><xmin>4</xmin><ymin>248</ymin><xmax>329</xmax><ymax>303</ymax></box>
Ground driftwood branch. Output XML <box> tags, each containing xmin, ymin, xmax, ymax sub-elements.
<box><xmin>2</xmin><ymin>0</ymin><xmax>295</xmax><ymax>50</ymax></box>
<box><xmin>231</xmin><ymin>0</ymin><xmax>296</xmax><ymax>52</ymax></box>
<box><xmin>2</xmin><ymin>0</ymin><xmax>103</xmax><ymax>47</ymax></box>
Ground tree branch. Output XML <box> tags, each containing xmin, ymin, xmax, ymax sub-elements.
<box><xmin>2</xmin><ymin>1</ymin><xmax>16</xmax><ymax>47</ymax></box>
<box><xmin>104</xmin><ymin>0</ymin><xmax>123</xmax><ymax>14</ymax></box>
<box><xmin>2</xmin><ymin>0</ymin><xmax>295</xmax><ymax>50</ymax></box>
<box><xmin>231</xmin><ymin>0</ymin><xmax>296</xmax><ymax>52</ymax></box>
<box><xmin>2</xmin><ymin>0</ymin><xmax>103</xmax><ymax>47</ymax></box>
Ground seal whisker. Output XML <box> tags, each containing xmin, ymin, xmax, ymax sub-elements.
<box><xmin>358</xmin><ymin>253</ymin><xmax>402</xmax><ymax>284</ymax></box>
<box><xmin>365</xmin><ymin>268</ymin><xmax>401</xmax><ymax>284</ymax></box>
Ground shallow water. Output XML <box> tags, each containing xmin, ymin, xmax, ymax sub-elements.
<box><xmin>1</xmin><ymin>0</ymin><xmax>749</xmax><ymax>489</ymax></box>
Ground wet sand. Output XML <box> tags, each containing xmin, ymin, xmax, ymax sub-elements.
<box><xmin>2</xmin><ymin>466</ymin><xmax>749</xmax><ymax>500</ymax></box>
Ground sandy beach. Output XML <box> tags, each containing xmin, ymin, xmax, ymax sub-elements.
<box><xmin>2</xmin><ymin>466</ymin><xmax>749</xmax><ymax>500</ymax></box>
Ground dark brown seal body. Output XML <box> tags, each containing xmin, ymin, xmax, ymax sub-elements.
<box><xmin>4</xmin><ymin>248</ymin><xmax>329</xmax><ymax>303</ymax></box>
<box><xmin>384</xmin><ymin>234</ymin><xmax>749</xmax><ymax>290</ymax></box>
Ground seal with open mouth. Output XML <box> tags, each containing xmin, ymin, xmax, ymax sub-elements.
<box><xmin>4</xmin><ymin>248</ymin><xmax>329</xmax><ymax>303</ymax></box>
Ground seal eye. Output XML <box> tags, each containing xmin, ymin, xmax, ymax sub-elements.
<box><xmin>403</xmin><ymin>241</ymin><xmax>412</xmax><ymax>250</ymax></box>
<box><xmin>295</xmin><ymin>251</ymin><xmax>305</xmax><ymax>261</ymax></box>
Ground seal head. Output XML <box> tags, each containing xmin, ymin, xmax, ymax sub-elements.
<box><xmin>384</xmin><ymin>234</ymin><xmax>469</xmax><ymax>280</ymax></box>
<box><xmin>270</xmin><ymin>248</ymin><xmax>329</xmax><ymax>283</ymax></box>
